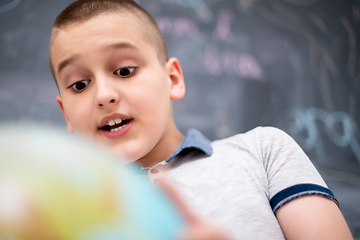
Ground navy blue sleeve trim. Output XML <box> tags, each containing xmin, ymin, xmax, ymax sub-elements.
<box><xmin>270</xmin><ymin>183</ymin><xmax>339</xmax><ymax>213</ymax></box>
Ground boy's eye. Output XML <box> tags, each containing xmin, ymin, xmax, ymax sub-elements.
<box><xmin>114</xmin><ymin>67</ymin><xmax>137</xmax><ymax>77</ymax></box>
<box><xmin>69</xmin><ymin>80</ymin><xmax>90</xmax><ymax>92</ymax></box>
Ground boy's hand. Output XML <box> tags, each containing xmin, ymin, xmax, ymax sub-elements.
<box><xmin>154</xmin><ymin>177</ymin><xmax>234</xmax><ymax>240</ymax></box>
<box><xmin>179</xmin><ymin>216</ymin><xmax>234</xmax><ymax>240</ymax></box>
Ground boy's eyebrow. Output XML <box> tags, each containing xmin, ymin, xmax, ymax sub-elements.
<box><xmin>56</xmin><ymin>42</ymin><xmax>139</xmax><ymax>76</ymax></box>
<box><xmin>104</xmin><ymin>41</ymin><xmax>139</xmax><ymax>52</ymax></box>
<box><xmin>57</xmin><ymin>56</ymin><xmax>79</xmax><ymax>76</ymax></box>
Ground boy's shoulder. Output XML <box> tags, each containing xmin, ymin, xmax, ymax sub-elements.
<box><xmin>167</xmin><ymin>126</ymin><xmax>298</xmax><ymax>168</ymax></box>
<box><xmin>212</xmin><ymin>126</ymin><xmax>292</xmax><ymax>147</ymax></box>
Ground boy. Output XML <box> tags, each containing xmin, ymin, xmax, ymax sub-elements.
<box><xmin>49</xmin><ymin>0</ymin><xmax>353</xmax><ymax>239</ymax></box>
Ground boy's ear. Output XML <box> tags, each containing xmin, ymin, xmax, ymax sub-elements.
<box><xmin>56</xmin><ymin>95</ymin><xmax>74</xmax><ymax>133</ymax></box>
<box><xmin>166</xmin><ymin>57</ymin><xmax>185</xmax><ymax>101</ymax></box>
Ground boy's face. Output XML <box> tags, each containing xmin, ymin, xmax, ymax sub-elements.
<box><xmin>50</xmin><ymin>13</ymin><xmax>184</xmax><ymax>162</ymax></box>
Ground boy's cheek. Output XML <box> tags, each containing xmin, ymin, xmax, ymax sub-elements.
<box><xmin>56</xmin><ymin>96</ymin><xmax>76</xmax><ymax>133</ymax></box>
<box><xmin>65</xmin><ymin>120</ymin><xmax>74</xmax><ymax>133</ymax></box>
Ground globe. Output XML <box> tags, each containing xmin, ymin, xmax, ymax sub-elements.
<box><xmin>0</xmin><ymin>123</ymin><xmax>184</xmax><ymax>240</ymax></box>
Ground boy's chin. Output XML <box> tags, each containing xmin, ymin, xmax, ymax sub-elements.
<box><xmin>111</xmin><ymin>150</ymin><xmax>138</xmax><ymax>164</ymax></box>
<box><xmin>76</xmin><ymin>132</ymin><xmax>137</xmax><ymax>164</ymax></box>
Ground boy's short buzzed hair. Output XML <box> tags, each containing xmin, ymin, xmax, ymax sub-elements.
<box><xmin>49</xmin><ymin>0</ymin><xmax>168</xmax><ymax>81</ymax></box>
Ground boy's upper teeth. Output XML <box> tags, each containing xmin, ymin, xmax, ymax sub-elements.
<box><xmin>107</xmin><ymin>118</ymin><xmax>122</xmax><ymax>126</ymax></box>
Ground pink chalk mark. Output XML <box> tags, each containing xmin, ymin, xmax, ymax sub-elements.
<box><xmin>204</xmin><ymin>44</ymin><xmax>265</xmax><ymax>81</ymax></box>
<box><xmin>213</xmin><ymin>10</ymin><xmax>235</xmax><ymax>43</ymax></box>
<box><xmin>156</xmin><ymin>17</ymin><xmax>199</xmax><ymax>38</ymax></box>
<box><xmin>238</xmin><ymin>54</ymin><xmax>265</xmax><ymax>81</ymax></box>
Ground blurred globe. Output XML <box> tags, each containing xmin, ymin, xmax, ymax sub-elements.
<box><xmin>0</xmin><ymin>123</ymin><xmax>183</xmax><ymax>240</ymax></box>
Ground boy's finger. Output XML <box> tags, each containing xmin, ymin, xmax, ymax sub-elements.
<box><xmin>154</xmin><ymin>177</ymin><xmax>234</xmax><ymax>240</ymax></box>
<box><xmin>154</xmin><ymin>177</ymin><xmax>198</xmax><ymax>223</ymax></box>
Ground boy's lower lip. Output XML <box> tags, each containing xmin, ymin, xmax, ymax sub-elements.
<box><xmin>100</xmin><ymin>120</ymin><xmax>133</xmax><ymax>139</ymax></box>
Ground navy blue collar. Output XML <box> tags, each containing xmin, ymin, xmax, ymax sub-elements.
<box><xmin>165</xmin><ymin>128</ymin><xmax>213</xmax><ymax>163</ymax></box>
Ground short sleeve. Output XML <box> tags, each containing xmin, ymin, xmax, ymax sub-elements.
<box><xmin>257</xmin><ymin>126</ymin><xmax>338</xmax><ymax>213</ymax></box>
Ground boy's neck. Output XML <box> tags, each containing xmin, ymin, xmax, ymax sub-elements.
<box><xmin>135</xmin><ymin>126</ymin><xmax>184</xmax><ymax>168</ymax></box>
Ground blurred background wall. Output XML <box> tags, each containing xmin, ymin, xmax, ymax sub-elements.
<box><xmin>0</xmin><ymin>0</ymin><xmax>359</xmax><ymax>238</ymax></box>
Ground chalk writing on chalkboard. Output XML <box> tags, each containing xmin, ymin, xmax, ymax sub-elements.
<box><xmin>156</xmin><ymin>17</ymin><xmax>199</xmax><ymax>38</ymax></box>
<box><xmin>156</xmin><ymin>13</ymin><xmax>265</xmax><ymax>81</ymax></box>
<box><xmin>157</xmin><ymin>0</ymin><xmax>213</xmax><ymax>22</ymax></box>
<box><xmin>0</xmin><ymin>0</ymin><xmax>21</xmax><ymax>15</ymax></box>
<box><xmin>213</xmin><ymin>9</ymin><xmax>235</xmax><ymax>43</ymax></box>
<box><xmin>203</xmin><ymin>44</ymin><xmax>265</xmax><ymax>81</ymax></box>
<box><xmin>287</xmin><ymin>108</ymin><xmax>360</xmax><ymax>164</ymax></box>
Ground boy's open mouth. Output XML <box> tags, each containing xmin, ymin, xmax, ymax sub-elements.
<box><xmin>100</xmin><ymin>118</ymin><xmax>131</xmax><ymax>132</ymax></box>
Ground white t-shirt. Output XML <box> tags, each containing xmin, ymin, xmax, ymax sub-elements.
<box><xmin>144</xmin><ymin>127</ymin><xmax>338</xmax><ymax>240</ymax></box>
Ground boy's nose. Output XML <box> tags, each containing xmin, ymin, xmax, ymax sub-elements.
<box><xmin>97</xmin><ymin>98</ymin><xmax>116</xmax><ymax>107</ymax></box>
<box><xmin>95</xmin><ymin>80</ymin><xmax>119</xmax><ymax>108</ymax></box>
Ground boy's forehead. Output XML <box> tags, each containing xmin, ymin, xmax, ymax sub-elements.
<box><xmin>53</xmin><ymin>12</ymin><xmax>148</xmax><ymax>45</ymax></box>
<box><xmin>55</xmin><ymin>13</ymin><xmax>144</xmax><ymax>41</ymax></box>
<box><xmin>50</xmin><ymin>13</ymin><xmax>153</xmax><ymax>69</ymax></box>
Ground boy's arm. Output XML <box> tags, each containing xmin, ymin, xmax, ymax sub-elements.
<box><xmin>276</xmin><ymin>195</ymin><xmax>353</xmax><ymax>240</ymax></box>
<box><xmin>256</xmin><ymin>127</ymin><xmax>353</xmax><ymax>239</ymax></box>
